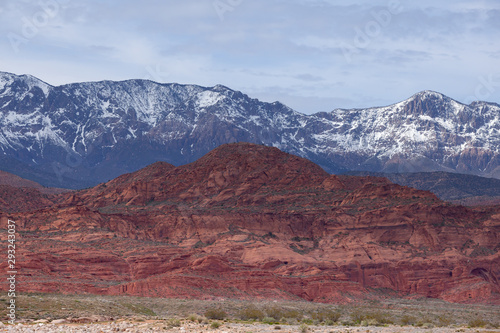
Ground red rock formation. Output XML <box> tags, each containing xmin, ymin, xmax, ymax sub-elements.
<box><xmin>1</xmin><ymin>143</ymin><xmax>499</xmax><ymax>304</ymax></box>
<box><xmin>0</xmin><ymin>170</ymin><xmax>70</xmax><ymax>195</ymax></box>
<box><xmin>0</xmin><ymin>170</ymin><xmax>70</xmax><ymax>212</ymax></box>
<box><xmin>0</xmin><ymin>185</ymin><xmax>56</xmax><ymax>212</ymax></box>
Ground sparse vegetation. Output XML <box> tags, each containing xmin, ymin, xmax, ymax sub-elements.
<box><xmin>265</xmin><ymin>306</ymin><xmax>285</xmax><ymax>321</ymax></box>
<box><xmin>350</xmin><ymin>308</ymin><xmax>365</xmax><ymax>324</ymax></box>
<box><xmin>210</xmin><ymin>320</ymin><xmax>222</xmax><ymax>329</ymax></box>
<box><xmin>366</xmin><ymin>311</ymin><xmax>394</xmax><ymax>325</ymax></box>
<box><xmin>205</xmin><ymin>307</ymin><xmax>227</xmax><ymax>320</ymax></box>
<box><xmin>262</xmin><ymin>316</ymin><xmax>278</xmax><ymax>324</ymax></box>
<box><xmin>2</xmin><ymin>291</ymin><xmax>499</xmax><ymax>332</ymax></box>
<box><xmin>188</xmin><ymin>313</ymin><xmax>199</xmax><ymax>322</ymax></box>
<box><xmin>119</xmin><ymin>302</ymin><xmax>156</xmax><ymax>316</ymax></box>
<box><xmin>238</xmin><ymin>305</ymin><xmax>265</xmax><ymax>321</ymax></box>
<box><xmin>310</xmin><ymin>309</ymin><xmax>341</xmax><ymax>323</ymax></box>
<box><xmin>167</xmin><ymin>318</ymin><xmax>181</xmax><ymax>327</ymax></box>
<box><xmin>399</xmin><ymin>313</ymin><xmax>417</xmax><ymax>326</ymax></box>
<box><xmin>468</xmin><ymin>316</ymin><xmax>488</xmax><ymax>327</ymax></box>
<box><xmin>436</xmin><ymin>313</ymin><xmax>453</xmax><ymax>327</ymax></box>
<box><xmin>283</xmin><ymin>308</ymin><xmax>303</xmax><ymax>320</ymax></box>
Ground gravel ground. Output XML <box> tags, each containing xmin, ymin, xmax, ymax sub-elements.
<box><xmin>0</xmin><ymin>320</ymin><xmax>499</xmax><ymax>333</ymax></box>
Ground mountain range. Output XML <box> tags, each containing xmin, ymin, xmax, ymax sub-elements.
<box><xmin>1</xmin><ymin>143</ymin><xmax>499</xmax><ymax>303</ymax></box>
<box><xmin>1</xmin><ymin>71</ymin><xmax>500</xmax><ymax>189</ymax></box>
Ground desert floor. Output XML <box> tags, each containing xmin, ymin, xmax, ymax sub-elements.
<box><xmin>1</xmin><ymin>320</ymin><xmax>500</xmax><ymax>333</ymax></box>
<box><xmin>1</xmin><ymin>293</ymin><xmax>498</xmax><ymax>333</ymax></box>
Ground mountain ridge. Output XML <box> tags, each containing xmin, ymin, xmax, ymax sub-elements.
<box><xmin>1</xmin><ymin>71</ymin><xmax>499</xmax><ymax>189</ymax></box>
<box><xmin>347</xmin><ymin>170</ymin><xmax>500</xmax><ymax>206</ymax></box>
<box><xmin>2</xmin><ymin>143</ymin><xmax>499</xmax><ymax>303</ymax></box>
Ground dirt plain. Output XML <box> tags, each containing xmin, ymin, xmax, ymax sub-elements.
<box><xmin>1</xmin><ymin>293</ymin><xmax>499</xmax><ymax>332</ymax></box>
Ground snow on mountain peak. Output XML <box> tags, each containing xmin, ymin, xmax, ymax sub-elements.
<box><xmin>196</xmin><ymin>90</ymin><xmax>225</xmax><ymax>108</ymax></box>
<box><xmin>0</xmin><ymin>72</ymin><xmax>500</xmax><ymax>188</ymax></box>
<box><xmin>0</xmin><ymin>71</ymin><xmax>52</xmax><ymax>96</ymax></box>
<box><xmin>412</xmin><ymin>90</ymin><xmax>446</xmax><ymax>100</ymax></box>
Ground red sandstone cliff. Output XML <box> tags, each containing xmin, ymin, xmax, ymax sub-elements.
<box><xmin>0</xmin><ymin>143</ymin><xmax>499</xmax><ymax>303</ymax></box>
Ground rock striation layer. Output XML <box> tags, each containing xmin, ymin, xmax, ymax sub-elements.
<box><xmin>0</xmin><ymin>143</ymin><xmax>499</xmax><ymax>303</ymax></box>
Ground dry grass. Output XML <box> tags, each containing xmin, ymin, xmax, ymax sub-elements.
<box><xmin>204</xmin><ymin>307</ymin><xmax>227</xmax><ymax>320</ymax></box>
<box><xmin>238</xmin><ymin>305</ymin><xmax>265</xmax><ymax>320</ymax></box>
<box><xmin>1</xmin><ymin>292</ymin><xmax>499</xmax><ymax>329</ymax></box>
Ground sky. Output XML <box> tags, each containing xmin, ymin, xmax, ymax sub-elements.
<box><xmin>0</xmin><ymin>0</ymin><xmax>499</xmax><ymax>114</ymax></box>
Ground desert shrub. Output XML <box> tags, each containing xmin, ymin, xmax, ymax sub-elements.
<box><xmin>350</xmin><ymin>308</ymin><xmax>366</xmax><ymax>324</ymax></box>
<box><xmin>416</xmin><ymin>316</ymin><xmax>434</xmax><ymax>327</ymax></box>
<box><xmin>361</xmin><ymin>319</ymin><xmax>378</xmax><ymax>326</ymax></box>
<box><xmin>265</xmin><ymin>306</ymin><xmax>285</xmax><ymax>321</ymax></box>
<box><xmin>365</xmin><ymin>311</ymin><xmax>394</xmax><ymax>325</ymax></box>
<box><xmin>210</xmin><ymin>321</ymin><xmax>222</xmax><ymax>329</ymax></box>
<box><xmin>282</xmin><ymin>317</ymin><xmax>299</xmax><ymax>325</ymax></box>
<box><xmin>436</xmin><ymin>314</ymin><xmax>453</xmax><ymax>327</ymax></box>
<box><xmin>262</xmin><ymin>316</ymin><xmax>278</xmax><ymax>324</ymax></box>
<box><xmin>238</xmin><ymin>305</ymin><xmax>265</xmax><ymax>321</ymax></box>
<box><xmin>468</xmin><ymin>316</ymin><xmax>488</xmax><ymax>328</ymax></box>
<box><xmin>310</xmin><ymin>310</ymin><xmax>324</xmax><ymax>321</ymax></box>
<box><xmin>205</xmin><ymin>307</ymin><xmax>227</xmax><ymax>320</ymax></box>
<box><xmin>167</xmin><ymin>318</ymin><xmax>181</xmax><ymax>327</ymax></box>
<box><xmin>311</xmin><ymin>309</ymin><xmax>341</xmax><ymax>323</ymax></box>
<box><xmin>187</xmin><ymin>314</ymin><xmax>199</xmax><ymax>322</ymax></box>
<box><xmin>349</xmin><ymin>308</ymin><xmax>394</xmax><ymax>326</ymax></box>
<box><xmin>282</xmin><ymin>309</ymin><xmax>303</xmax><ymax>320</ymax></box>
<box><xmin>299</xmin><ymin>323</ymin><xmax>309</xmax><ymax>333</ymax></box>
<box><xmin>400</xmin><ymin>314</ymin><xmax>417</xmax><ymax>326</ymax></box>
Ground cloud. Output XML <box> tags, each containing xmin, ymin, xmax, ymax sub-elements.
<box><xmin>293</xmin><ymin>74</ymin><xmax>325</xmax><ymax>82</ymax></box>
<box><xmin>0</xmin><ymin>0</ymin><xmax>498</xmax><ymax>113</ymax></box>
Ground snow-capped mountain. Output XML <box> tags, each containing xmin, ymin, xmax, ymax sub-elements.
<box><xmin>1</xmin><ymin>71</ymin><xmax>499</xmax><ymax>188</ymax></box>
<box><xmin>312</xmin><ymin>91</ymin><xmax>500</xmax><ymax>175</ymax></box>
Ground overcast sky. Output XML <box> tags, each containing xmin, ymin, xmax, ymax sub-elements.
<box><xmin>1</xmin><ymin>0</ymin><xmax>499</xmax><ymax>113</ymax></box>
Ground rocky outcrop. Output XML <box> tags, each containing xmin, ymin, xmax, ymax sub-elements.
<box><xmin>1</xmin><ymin>143</ymin><xmax>499</xmax><ymax>304</ymax></box>
<box><xmin>0</xmin><ymin>170</ymin><xmax>69</xmax><ymax>212</ymax></box>
<box><xmin>0</xmin><ymin>185</ymin><xmax>57</xmax><ymax>213</ymax></box>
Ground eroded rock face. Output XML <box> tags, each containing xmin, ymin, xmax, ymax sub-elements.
<box><xmin>1</xmin><ymin>143</ymin><xmax>499</xmax><ymax>303</ymax></box>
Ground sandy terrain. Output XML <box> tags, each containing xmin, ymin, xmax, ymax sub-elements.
<box><xmin>0</xmin><ymin>320</ymin><xmax>499</xmax><ymax>333</ymax></box>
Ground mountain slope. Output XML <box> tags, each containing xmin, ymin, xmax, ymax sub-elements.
<box><xmin>69</xmin><ymin>143</ymin><xmax>330</xmax><ymax>208</ymax></box>
<box><xmin>0</xmin><ymin>170</ymin><xmax>68</xmax><ymax>212</ymax></box>
<box><xmin>1</xmin><ymin>71</ymin><xmax>500</xmax><ymax>188</ymax></box>
<box><xmin>0</xmin><ymin>170</ymin><xmax>69</xmax><ymax>194</ymax></box>
<box><xmin>347</xmin><ymin>171</ymin><xmax>500</xmax><ymax>206</ymax></box>
<box><xmin>314</xmin><ymin>91</ymin><xmax>500</xmax><ymax>176</ymax></box>
<box><xmin>2</xmin><ymin>143</ymin><xmax>499</xmax><ymax>303</ymax></box>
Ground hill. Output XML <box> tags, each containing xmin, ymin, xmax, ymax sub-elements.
<box><xmin>1</xmin><ymin>143</ymin><xmax>499</xmax><ymax>304</ymax></box>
